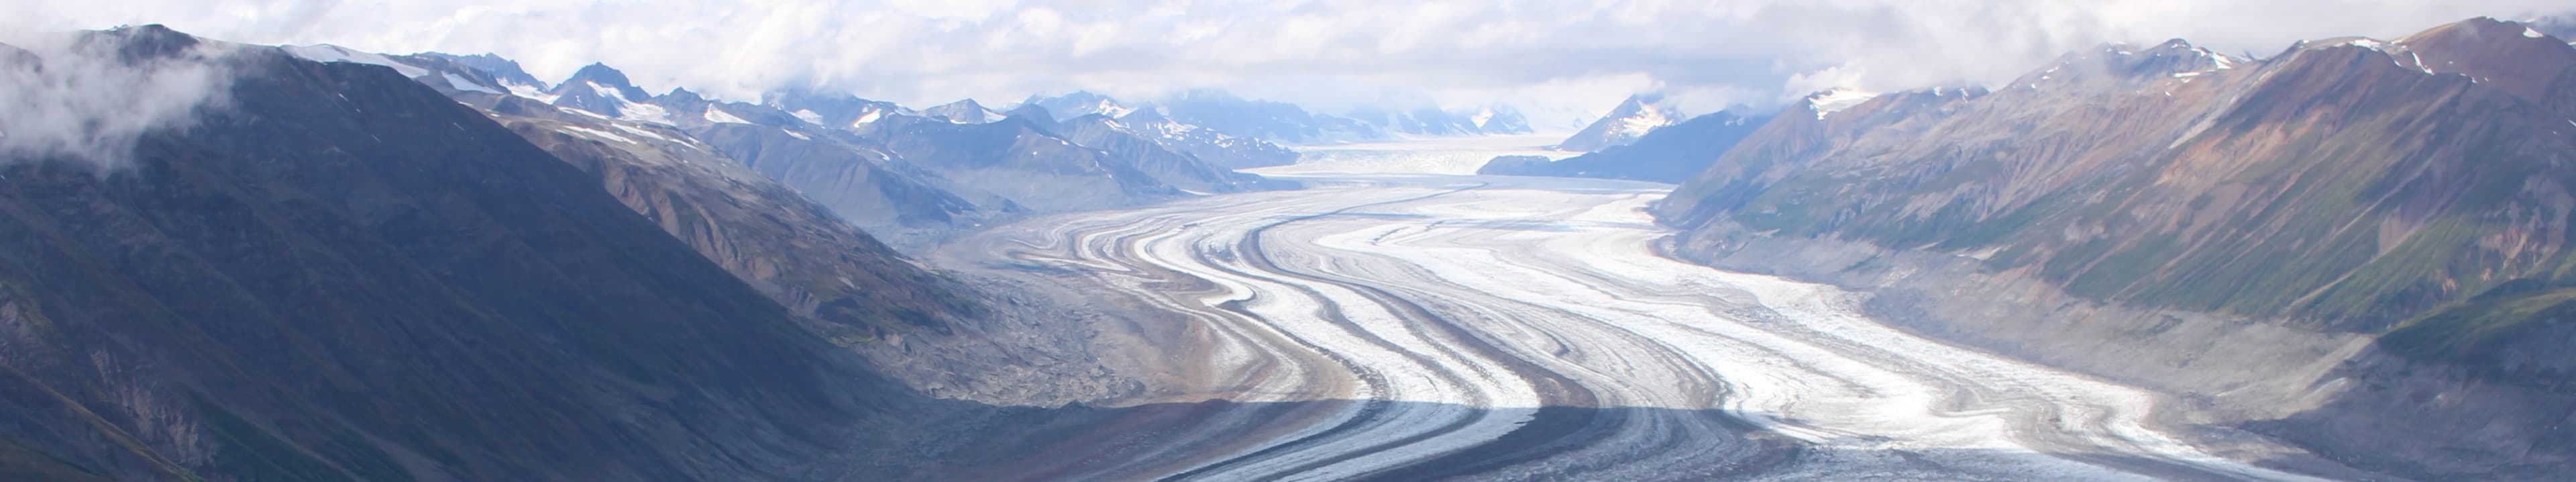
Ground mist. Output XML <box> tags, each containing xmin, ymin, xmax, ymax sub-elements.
<box><xmin>0</xmin><ymin>28</ymin><xmax>237</xmax><ymax>168</ymax></box>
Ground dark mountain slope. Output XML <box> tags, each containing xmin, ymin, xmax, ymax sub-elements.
<box><xmin>492</xmin><ymin>105</ymin><xmax>979</xmax><ymax>340</ymax></box>
<box><xmin>0</xmin><ymin>26</ymin><xmax>904</xmax><ymax>481</ymax></box>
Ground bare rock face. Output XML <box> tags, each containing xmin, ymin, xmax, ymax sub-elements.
<box><xmin>1652</xmin><ymin>17</ymin><xmax>2576</xmax><ymax>479</ymax></box>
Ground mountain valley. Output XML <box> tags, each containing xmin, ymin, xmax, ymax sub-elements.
<box><xmin>4</xmin><ymin>12</ymin><xmax>2575</xmax><ymax>482</ymax></box>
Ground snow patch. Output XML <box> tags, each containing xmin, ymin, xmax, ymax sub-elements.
<box><xmin>2341</xmin><ymin>38</ymin><xmax>2390</xmax><ymax>51</ymax></box>
<box><xmin>852</xmin><ymin>109</ymin><xmax>883</xmax><ymax>126</ymax></box>
<box><xmin>1807</xmin><ymin>89</ymin><xmax>1882</xmax><ymax>119</ymax></box>
<box><xmin>283</xmin><ymin>44</ymin><xmax>428</xmax><ymax>78</ymax></box>
<box><xmin>618</xmin><ymin>102</ymin><xmax>674</xmax><ymax>126</ymax></box>
<box><xmin>1609</xmin><ymin>109</ymin><xmax>1672</xmax><ymax>140</ymax></box>
<box><xmin>610</xmin><ymin>124</ymin><xmax>675</xmax><ymax>143</ymax></box>
<box><xmin>559</xmin><ymin>126</ymin><xmax>635</xmax><ymax>144</ymax></box>
<box><xmin>442</xmin><ymin>73</ymin><xmax>499</xmax><ymax>94</ymax></box>
<box><xmin>704</xmin><ymin>107</ymin><xmax>752</xmax><ymax>124</ymax></box>
<box><xmin>508</xmin><ymin>83</ymin><xmax>557</xmax><ymax>103</ymax></box>
<box><xmin>792</xmin><ymin>109</ymin><xmax>824</xmax><ymax>125</ymax></box>
<box><xmin>2528</xmin><ymin>27</ymin><xmax>2547</xmax><ymax>39</ymax></box>
<box><xmin>784</xmin><ymin>129</ymin><xmax>810</xmax><ymax>140</ymax></box>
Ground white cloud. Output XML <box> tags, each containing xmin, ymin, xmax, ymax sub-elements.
<box><xmin>0</xmin><ymin>29</ymin><xmax>237</xmax><ymax>167</ymax></box>
<box><xmin>19</xmin><ymin>0</ymin><xmax>2576</xmax><ymax>121</ymax></box>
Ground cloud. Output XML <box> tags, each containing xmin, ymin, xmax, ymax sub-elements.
<box><xmin>0</xmin><ymin>28</ymin><xmax>237</xmax><ymax>168</ymax></box>
<box><xmin>19</xmin><ymin>0</ymin><xmax>2576</xmax><ymax>126</ymax></box>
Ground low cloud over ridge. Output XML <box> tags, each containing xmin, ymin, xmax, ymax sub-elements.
<box><xmin>1</xmin><ymin>27</ymin><xmax>237</xmax><ymax>168</ymax></box>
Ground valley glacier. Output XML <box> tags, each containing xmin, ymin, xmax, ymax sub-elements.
<box><xmin>934</xmin><ymin>148</ymin><xmax>2346</xmax><ymax>480</ymax></box>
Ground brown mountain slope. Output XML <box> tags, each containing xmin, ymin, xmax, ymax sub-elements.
<box><xmin>1653</xmin><ymin>17</ymin><xmax>2576</xmax><ymax>479</ymax></box>
<box><xmin>1658</xmin><ymin>29</ymin><xmax>2576</xmax><ymax>332</ymax></box>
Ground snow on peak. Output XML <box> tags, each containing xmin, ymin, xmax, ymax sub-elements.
<box><xmin>574</xmin><ymin>81</ymin><xmax>674</xmax><ymax>126</ymax></box>
<box><xmin>2527</xmin><ymin>26</ymin><xmax>2547</xmax><ymax>38</ymax></box>
<box><xmin>284</xmin><ymin>44</ymin><xmax>429</xmax><ymax>78</ymax></box>
<box><xmin>704</xmin><ymin>107</ymin><xmax>752</xmax><ymax>124</ymax></box>
<box><xmin>1073</xmin><ymin>98</ymin><xmax>1135</xmax><ymax>119</ymax></box>
<box><xmin>1806</xmin><ymin>89</ymin><xmax>1881</xmax><ymax>119</ymax></box>
<box><xmin>2341</xmin><ymin>38</ymin><xmax>2391</xmax><ymax>51</ymax></box>
<box><xmin>1609</xmin><ymin>103</ymin><xmax>1675</xmax><ymax>139</ymax></box>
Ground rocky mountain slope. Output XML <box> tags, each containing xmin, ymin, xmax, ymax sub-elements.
<box><xmin>0</xmin><ymin>26</ymin><xmax>929</xmax><ymax>481</ymax></box>
<box><xmin>1652</xmin><ymin>17</ymin><xmax>2576</xmax><ymax>479</ymax></box>
<box><xmin>1478</xmin><ymin>109</ymin><xmax>1769</xmax><ymax>183</ymax></box>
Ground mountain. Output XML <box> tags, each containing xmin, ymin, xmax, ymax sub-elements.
<box><xmin>1021</xmin><ymin>91</ymin><xmax>1134</xmax><ymax>120</ymax></box>
<box><xmin>1047</xmin><ymin>113</ymin><xmax>1290</xmax><ymax>192</ymax></box>
<box><xmin>1024</xmin><ymin>92</ymin><xmax>1301</xmax><ymax>168</ymax></box>
<box><xmin>765</xmin><ymin>89</ymin><xmax>915</xmax><ymax>129</ymax></box>
<box><xmin>477</xmin><ymin>93</ymin><xmax>979</xmax><ymax>340</ymax></box>
<box><xmin>1470</xmin><ymin>105</ymin><xmax>1536</xmax><ymax>134</ymax></box>
<box><xmin>402</xmin><ymin>52</ymin><xmax>545</xmax><ymax>93</ymax></box>
<box><xmin>845</xmin><ymin>111</ymin><xmax>1269</xmax><ymax>211</ymax></box>
<box><xmin>1155</xmin><ymin>89</ymin><xmax>1383</xmax><ymax>144</ymax></box>
<box><xmin>1554</xmin><ymin>93</ymin><xmax>1686</xmax><ymax>152</ymax></box>
<box><xmin>365</xmin><ymin>57</ymin><xmax>1287</xmax><ymax>249</ymax></box>
<box><xmin>921</xmin><ymin>99</ymin><xmax>1007</xmax><ymax>124</ymax></box>
<box><xmin>1114</xmin><ymin>108</ymin><xmax>1300</xmax><ymax>169</ymax></box>
<box><xmin>1477</xmin><ymin>109</ymin><xmax>1770</xmax><ymax>183</ymax></box>
<box><xmin>687</xmin><ymin>101</ymin><xmax>1000</xmax><ymax>246</ymax></box>
<box><xmin>0</xmin><ymin>26</ymin><xmax>926</xmax><ymax>481</ymax></box>
<box><xmin>1651</xmin><ymin>17</ymin><xmax>2576</xmax><ymax>479</ymax></box>
<box><xmin>1342</xmin><ymin>104</ymin><xmax>1536</xmax><ymax>137</ymax></box>
<box><xmin>542</xmin><ymin>62</ymin><xmax>670</xmax><ymax>122</ymax></box>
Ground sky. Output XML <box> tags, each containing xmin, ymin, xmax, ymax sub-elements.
<box><xmin>17</xmin><ymin>0</ymin><xmax>2576</xmax><ymax>128</ymax></box>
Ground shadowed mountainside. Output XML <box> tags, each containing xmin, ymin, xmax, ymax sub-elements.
<box><xmin>0</xmin><ymin>26</ymin><xmax>932</xmax><ymax>481</ymax></box>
